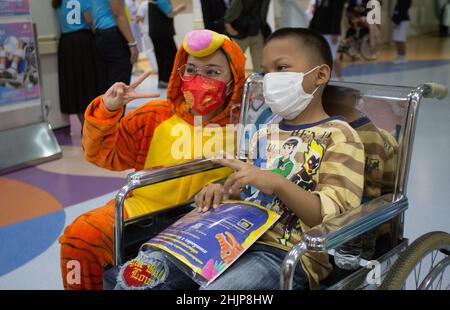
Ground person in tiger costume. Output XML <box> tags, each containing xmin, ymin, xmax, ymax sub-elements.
<box><xmin>59</xmin><ymin>29</ymin><xmax>246</xmax><ymax>290</ymax></box>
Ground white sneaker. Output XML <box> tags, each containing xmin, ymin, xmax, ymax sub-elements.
<box><xmin>393</xmin><ymin>56</ymin><xmax>407</xmax><ymax>64</ymax></box>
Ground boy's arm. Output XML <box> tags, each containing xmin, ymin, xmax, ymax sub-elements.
<box><xmin>215</xmin><ymin>139</ymin><xmax>365</xmax><ymax>227</ymax></box>
<box><xmin>310</xmin><ymin>140</ymin><xmax>365</xmax><ymax>222</ymax></box>
<box><xmin>274</xmin><ymin>140</ymin><xmax>364</xmax><ymax>226</ymax></box>
<box><xmin>272</xmin><ymin>176</ymin><xmax>323</xmax><ymax>227</ymax></box>
<box><xmin>213</xmin><ymin>159</ymin><xmax>322</xmax><ymax>226</ymax></box>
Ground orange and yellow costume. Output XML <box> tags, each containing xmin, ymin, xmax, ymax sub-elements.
<box><xmin>59</xmin><ymin>31</ymin><xmax>246</xmax><ymax>290</ymax></box>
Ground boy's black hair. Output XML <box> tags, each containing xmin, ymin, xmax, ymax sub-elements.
<box><xmin>265</xmin><ymin>28</ymin><xmax>333</xmax><ymax>71</ymax></box>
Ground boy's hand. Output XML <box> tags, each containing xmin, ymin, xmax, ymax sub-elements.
<box><xmin>212</xmin><ymin>159</ymin><xmax>282</xmax><ymax>197</ymax></box>
<box><xmin>195</xmin><ymin>183</ymin><xmax>226</xmax><ymax>212</ymax></box>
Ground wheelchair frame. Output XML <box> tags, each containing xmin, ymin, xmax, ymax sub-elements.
<box><xmin>111</xmin><ymin>75</ymin><xmax>447</xmax><ymax>290</ymax></box>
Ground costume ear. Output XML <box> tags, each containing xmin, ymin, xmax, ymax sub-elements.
<box><xmin>183</xmin><ymin>30</ymin><xmax>226</xmax><ymax>57</ymax></box>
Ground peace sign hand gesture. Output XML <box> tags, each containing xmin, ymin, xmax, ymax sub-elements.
<box><xmin>102</xmin><ymin>71</ymin><xmax>160</xmax><ymax>112</ymax></box>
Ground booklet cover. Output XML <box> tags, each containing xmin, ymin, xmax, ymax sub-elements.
<box><xmin>142</xmin><ymin>200</ymin><xmax>280</xmax><ymax>286</ymax></box>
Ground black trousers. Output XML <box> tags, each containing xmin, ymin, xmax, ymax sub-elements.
<box><xmin>94</xmin><ymin>28</ymin><xmax>132</xmax><ymax>92</ymax></box>
<box><xmin>151</xmin><ymin>36</ymin><xmax>177</xmax><ymax>83</ymax></box>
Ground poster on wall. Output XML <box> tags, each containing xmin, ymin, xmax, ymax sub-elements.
<box><xmin>0</xmin><ymin>0</ymin><xmax>31</xmax><ymax>16</ymax></box>
<box><xmin>0</xmin><ymin>21</ymin><xmax>40</xmax><ymax>108</ymax></box>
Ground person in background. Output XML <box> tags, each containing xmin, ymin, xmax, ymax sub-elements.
<box><xmin>200</xmin><ymin>0</ymin><xmax>230</xmax><ymax>34</ymax></box>
<box><xmin>125</xmin><ymin>0</ymin><xmax>144</xmax><ymax>73</ymax></box>
<box><xmin>89</xmin><ymin>0</ymin><xmax>138</xmax><ymax>91</ymax></box>
<box><xmin>136</xmin><ymin>0</ymin><xmax>158</xmax><ymax>73</ymax></box>
<box><xmin>345</xmin><ymin>0</ymin><xmax>367</xmax><ymax>38</ymax></box>
<box><xmin>279</xmin><ymin>0</ymin><xmax>310</xmax><ymax>29</ymax></box>
<box><xmin>309</xmin><ymin>0</ymin><xmax>346</xmax><ymax>80</ymax></box>
<box><xmin>345</xmin><ymin>0</ymin><xmax>381</xmax><ymax>52</ymax></box>
<box><xmin>392</xmin><ymin>0</ymin><xmax>412</xmax><ymax>64</ymax></box>
<box><xmin>125</xmin><ymin>0</ymin><xmax>143</xmax><ymax>52</ymax></box>
<box><xmin>52</xmin><ymin>0</ymin><xmax>103</xmax><ymax>127</ymax></box>
<box><xmin>223</xmin><ymin>0</ymin><xmax>271</xmax><ymax>72</ymax></box>
<box><xmin>367</xmin><ymin>0</ymin><xmax>382</xmax><ymax>51</ymax></box>
<box><xmin>148</xmin><ymin>0</ymin><xmax>186</xmax><ymax>89</ymax></box>
<box><xmin>436</xmin><ymin>0</ymin><xmax>450</xmax><ymax>37</ymax></box>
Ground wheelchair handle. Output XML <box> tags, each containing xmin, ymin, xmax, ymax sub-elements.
<box><xmin>114</xmin><ymin>159</ymin><xmax>222</xmax><ymax>266</ymax></box>
<box><xmin>422</xmin><ymin>83</ymin><xmax>448</xmax><ymax>100</ymax></box>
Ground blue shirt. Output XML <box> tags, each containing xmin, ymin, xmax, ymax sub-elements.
<box><xmin>156</xmin><ymin>0</ymin><xmax>172</xmax><ymax>16</ymax></box>
<box><xmin>89</xmin><ymin>0</ymin><xmax>117</xmax><ymax>30</ymax></box>
<box><xmin>57</xmin><ymin>0</ymin><xmax>91</xmax><ymax>33</ymax></box>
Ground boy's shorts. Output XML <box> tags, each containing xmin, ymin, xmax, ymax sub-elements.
<box><xmin>393</xmin><ymin>21</ymin><xmax>409</xmax><ymax>42</ymax></box>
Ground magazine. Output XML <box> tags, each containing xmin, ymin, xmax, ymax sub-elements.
<box><xmin>142</xmin><ymin>200</ymin><xmax>280</xmax><ymax>286</ymax></box>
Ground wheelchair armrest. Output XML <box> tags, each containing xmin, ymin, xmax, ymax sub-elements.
<box><xmin>126</xmin><ymin>159</ymin><xmax>223</xmax><ymax>187</ymax></box>
<box><xmin>281</xmin><ymin>194</ymin><xmax>409</xmax><ymax>290</ymax></box>
<box><xmin>114</xmin><ymin>159</ymin><xmax>222</xmax><ymax>266</ymax></box>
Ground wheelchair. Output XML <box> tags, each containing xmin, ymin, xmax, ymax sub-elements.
<box><xmin>338</xmin><ymin>16</ymin><xmax>378</xmax><ymax>62</ymax></box>
<box><xmin>104</xmin><ymin>74</ymin><xmax>449</xmax><ymax>290</ymax></box>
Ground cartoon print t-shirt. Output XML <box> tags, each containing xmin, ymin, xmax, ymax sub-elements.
<box><xmin>240</xmin><ymin>116</ymin><xmax>365</xmax><ymax>251</ymax></box>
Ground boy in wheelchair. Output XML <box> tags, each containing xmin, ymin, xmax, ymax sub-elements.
<box><xmin>115</xmin><ymin>28</ymin><xmax>366</xmax><ymax>290</ymax></box>
<box><xmin>58</xmin><ymin>30</ymin><xmax>246</xmax><ymax>290</ymax></box>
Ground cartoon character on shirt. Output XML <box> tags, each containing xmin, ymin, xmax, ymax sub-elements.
<box><xmin>244</xmin><ymin>137</ymin><xmax>302</xmax><ymax>207</ymax></box>
<box><xmin>291</xmin><ymin>139</ymin><xmax>324</xmax><ymax>192</ymax></box>
<box><xmin>269</xmin><ymin>137</ymin><xmax>302</xmax><ymax>178</ymax></box>
<box><xmin>273</xmin><ymin>139</ymin><xmax>325</xmax><ymax>245</ymax></box>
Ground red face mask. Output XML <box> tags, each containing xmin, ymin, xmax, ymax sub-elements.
<box><xmin>181</xmin><ymin>75</ymin><xmax>230</xmax><ymax>116</ymax></box>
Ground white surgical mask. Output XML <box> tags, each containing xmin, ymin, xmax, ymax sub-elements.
<box><xmin>263</xmin><ymin>66</ymin><xmax>320</xmax><ymax>120</ymax></box>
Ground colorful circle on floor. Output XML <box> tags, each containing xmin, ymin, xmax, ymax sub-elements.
<box><xmin>0</xmin><ymin>178</ymin><xmax>65</xmax><ymax>276</ymax></box>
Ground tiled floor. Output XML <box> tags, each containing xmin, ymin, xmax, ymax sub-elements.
<box><xmin>0</xmin><ymin>34</ymin><xmax>449</xmax><ymax>289</ymax></box>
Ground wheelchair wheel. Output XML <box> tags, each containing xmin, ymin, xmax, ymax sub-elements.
<box><xmin>380</xmin><ymin>231</ymin><xmax>450</xmax><ymax>290</ymax></box>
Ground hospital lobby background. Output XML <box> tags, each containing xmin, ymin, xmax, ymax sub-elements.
<box><xmin>1</xmin><ymin>0</ymin><xmax>450</xmax><ymax>289</ymax></box>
